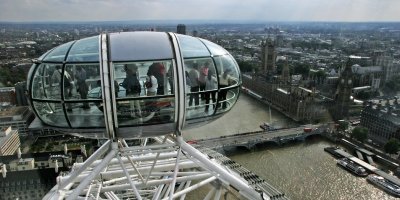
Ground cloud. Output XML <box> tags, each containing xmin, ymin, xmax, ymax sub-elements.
<box><xmin>0</xmin><ymin>0</ymin><xmax>399</xmax><ymax>22</ymax></box>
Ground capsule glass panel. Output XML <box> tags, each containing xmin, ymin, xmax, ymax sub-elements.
<box><xmin>214</xmin><ymin>55</ymin><xmax>240</xmax><ymax>87</ymax></box>
<box><xmin>200</xmin><ymin>38</ymin><xmax>229</xmax><ymax>56</ymax></box>
<box><xmin>33</xmin><ymin>101</ymin><xmax>68</xmax><ymax>127</ymax></box>
<box><xmin>114</xmin><ymin>60</ymin><xmax>175</xmax><ymax>131</ymax></box>
<box><xmin>65</xmin><ymin>64</ymin><xmax>101</xmax><ymax>100</ymax></box>
<box><xmin>109</xmin><ymin>32</ymin><xmax>174</xmax><ymax>61</ymax></box>
<box><xmin>65</xmin><ymin>102</ymin><xmax>105</xmax><ymax>128</ymax></box>
<box><xmin>184</xmin><ymin>58</ymin><xmax>217</xmax><ymax>119</ymax></box>
<box><xmin>28</xmin><ymin>32</ymin><xmax>241</xmax><ymax>139</ymax></box>
<box><xmin>66</xmin><ymin>36</ymin><xmax>99</xmax><ymax>62</ymax></box>
<box><xmin>32</xmin><ymin>64</ymin><xmax>55</xmax><ymax>100</ymax></box>
<box><xmin>216</xmin><ymin>87</ymin><xmax>239</xmax><ymax>113</ymax></box>
<box><xmin>177</xmin><ymin>34</ymin><xmax>210</xmax><ymax>58</ymax></box>
<box><xmin>42</xmin><ymin>41</ymin><xmax>74</xmax><ymax>62</ymax></box>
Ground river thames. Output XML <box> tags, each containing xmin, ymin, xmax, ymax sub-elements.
<box><xmin>184</xmin><ymin>94</ymin><xmax>397</xmax><ymax>200</ymax></box>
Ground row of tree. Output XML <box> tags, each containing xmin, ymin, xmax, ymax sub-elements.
<box><xmin>349</xmin><ymin>126</ymin><xmax>400</xmax><ymax>155</ymax></box>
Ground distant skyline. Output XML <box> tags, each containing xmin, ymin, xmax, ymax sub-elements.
<box><xmin>1</xmin><ymin>0</ymin><xmax>400</xmax><ymax>23</ymax></box>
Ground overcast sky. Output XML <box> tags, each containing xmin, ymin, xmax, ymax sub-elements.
<box><xmin>1</xmin><ymin>0</ymin><xmax>400</xmax><ymax>22</ymax></box>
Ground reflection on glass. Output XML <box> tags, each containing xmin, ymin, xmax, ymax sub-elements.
<box><xmin>63</xmin><ymin>68</ymin><xmax>74</xmax><ymax>101</ymax></box>
<box><xmin>183</xmin><ymin>57</ymin><xmax>220</xmax><ymax>118</ymax></box>
<box><xmin>200</xmin><ymin>38</ymin><xmax>229</xmax><ymax>56</ymax></box>
<box><xmin>214</xmin><ymin>55</ymin><xmax>240</xmax><ymax>87</ymax></box>
<box><xmin>33</xmin><ymin>101</ymin><xmax>68</xmax><ymax>127</ymax></box>
<box><xmin>216</xmin><ymin>88</ymin><xmax>239</xmax><ymax>114</ymax></box>
<box><xmin>117</xmin><ymin>97</ymin><xmax>175</xmax><ymax>126</ymax></box>
<box><xmin>66</xmin><ymin>36</ymin><xmax>99</xmax><ymax>62</ymax></box>
<box><xmin>66</xmin><ymin>103</ymin><xmax>105</xmax><ymax>128</ymax></box>
<box><xmin>109</xmin><ymin>32</ymin><xmax>173</xmax><ymax>61</ymax></box>
<box><xmin>43</xmin><ymin>41</ymin><xmax>74</xmax><ymax>62</ymax></box>
<box><xmin>177</xmin><ymin>34</ymin><xmax>210</xmax><ymax>58</ymax></box>
<box><xmin>65</xmin><ymin>64</ymin><xmax>100</xmax><ymax>107</ymax></box>
<box><xmin>114</xmin><ymin>60</ymin><xmax>174</xmax><ymax>98</ymax></box>
<box><xmin>32</xmin><ymin>64</ymin><xmax>61</xmax><ymax>100</ymax></box>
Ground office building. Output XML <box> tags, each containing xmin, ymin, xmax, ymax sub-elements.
<box><xmin>0</xmin><ymin>106</ymin><xmax>35</xmax><ymax>137</ymax></box>
<box><xmin>177</xmin><ymin>24</ymin><xmax>186</xmax><ymax>35</ymax></box>
<box><xmin>0</xmin><ymin>127</ymin><xmax>20</xmax><ymax>156</ymax></box>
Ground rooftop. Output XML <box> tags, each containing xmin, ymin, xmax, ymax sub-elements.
<box><xmin>0</xmin><ymin>106</ymin><xmax>29</xmax><ymax>117</ymax></box>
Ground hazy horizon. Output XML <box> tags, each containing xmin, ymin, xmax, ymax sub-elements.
<box><xmin>1</xmin><ymin>19</ymin><xmax>400</xmax><ymax>25</ymax></box>
<box><xmin>1</xmin><ymin>0</ymin><xmax>400</xmax><ymax>23</ymax></box>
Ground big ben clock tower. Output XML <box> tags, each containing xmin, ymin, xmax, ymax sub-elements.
<box><xmin>334</xmin><ymin>60</ymin><xmax>353</xmax><ymax>120</ymax></box>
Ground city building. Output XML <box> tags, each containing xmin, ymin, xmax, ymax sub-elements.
<box><xmin>0</xmin><ymin>148</ymin><xmax>84</xmax><ymax>200</ymax></box>
<box><xmin>351</xmin><ymin>64</ymin><xmax>382</xmax><ymax>90</ymax></box>
<box><xmin>261</xmin><ymin>37</ymin><xmax>276</xmax><ymax>74</ymax></box>
<box><xmin>0</xmin><ymin>127</ymin><xmax>20</xmax><ymax>156</ymax></box>
<box><xmin>0</xmin><ymin>106</ymin><xmax>34</xmax><ymax>137</ymax></box>
<box><xmin>177</xmin><ymin>24</ymin><xmax>186</xmax><ymax>35</ymax></box>
<box><xmin>242</xmin><ymin>74</ymin><xmax>327</xmax><ymax>122</ymax></box>
<box><xmin>332</xmin><ymin>62</ymin><xmax>353</xmax><ymax>120</ymax></box>
<box><xmin>14</xmin><ymin>81</ymin><xmax>28</xmax><ymax>106</ymax></box>
<box><xmin>0</xmin><ymin>87</ymin><xmax>16</xmax><ymax>107</ymax></box>
<box><xmin>0</xmin><ymin>169</ymin><xmax>58</xmax><ymax>200</ymax></box>
<box><xmin>361</xmin><ymin>100</ymin><xmax>400</xmax><ymax>145</ymax></box>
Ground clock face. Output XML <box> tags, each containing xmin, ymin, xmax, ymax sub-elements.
<box><xmin>348</xmin><ymin>79</ymin><xmax>352</xmax><ymax>84</ymax></box>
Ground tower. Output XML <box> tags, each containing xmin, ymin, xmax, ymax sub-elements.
<box><xmin>334</xmin><ymin>60</ymin><xmax>353</xmax><ymax>120</ymax></box>
<box><xmin>261</xmin><ymin>37</ymin><xmax>276</xmax><ymax>75</ymax></box>
<box><xmin>177</xmin><ymin>24</ymin><xmax>186</xmax><ymax>35</ymax></box>
<box><xmin>281</xmin><ymin>57</ymin><xmax>290</xmax><ymax>84</ymax></box>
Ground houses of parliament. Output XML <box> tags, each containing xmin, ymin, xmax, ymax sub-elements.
<box><xmin>242</xmin><ymin>37</ymin><xmax>355</xmax><ymax>123</ymax></box>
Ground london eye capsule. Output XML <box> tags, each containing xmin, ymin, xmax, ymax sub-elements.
<box><xmin>27</xmin><ymin>32</ymin><xmax>241</xmax><ymax>139</ymax></box>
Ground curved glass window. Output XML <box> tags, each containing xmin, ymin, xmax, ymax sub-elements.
<box><xmin>38</xmin><ymin>49</ymin><xmax>53</xmax><ymax>61</ymax></box>
<box><xmin>43</xmin><ymin>41</ymin><xmax>74</xmax><ymax>62</ymax></box>
<box><xmin>214</xmin><ymin>55</ymin><xmax>241</xmax><ymax>88</ymax></box>
<box><xmin>113</xmin><ymin>60</ymin><xmax>175</xmax><ymax>127</ymax></box>
<box><xmin>177</xmin><ymin>34</ymin><xmax>210</xmax><ymax>58</ymax></box>
<box><xmin>216</xmin><ymin>87</ymin><xmax>239</xmax><ymax>113</ymax></box>
<box><xmin>184</xmin><ymin>58</ymin><xmax>218</xmax><ymax>119</ymax></box>
<box><xmin>28</xmin><ymin>32</ymin><xmax>241</xmax><ymax>138</ymax></box>
<box><xmin>32</xmin><ymin>64</ymin><xmax>61</xmax><ymax>100</ymax></box>
<box><xmin>109</xmin><ymin>32</ymin><xmax>174</xmax><ymax>61</ymax></box>
<box><xmin>65</xmin><ymin>64</ymin><xmax>101</xmax><ymax>100</ymax></box>
<box><xmin>66</xmin><ymin>36</ymin><xmax>99</xmax><ymax>62</ymax></box>
<box><xmin>200</xmin><ymin>39</ymin><xmax>229</xmax><ymax>56</ymax></box>
<box><xmin>33</xmin><ymin>101</ymin><xmax>69</xmax><ymax>127</ymax></box>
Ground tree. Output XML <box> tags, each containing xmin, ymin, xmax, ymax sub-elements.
<box><xmin>384</xmin><ymin>75</ymin><xmax>400</xmax><ymax>95</ymax></box>
<box><xmin>384</xmin><ymin>138</ymin><xmax>400</xmax><ymax>155</ymax></box>
<box><xmin>351</xmin><ymin>126</ymin><xmax>368</xmax><ymax>142</ymax></box>
<box><xmin>337</xmin><ymin>120</ymin><xmax>349</xmax><ymax>132</ymax></box>
<box><xmin>293</xmin><ymin>63</ymin><xmax>310</xmax><ymax>78</ymax></box>
<box><xmin>237</xmin><ymin>61</ymin><xmax>256</xmax><ymax>73</ymax></box>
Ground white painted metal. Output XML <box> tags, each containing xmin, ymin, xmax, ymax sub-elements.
<box><xmin>46</xmin><ymin>135</ymin><xmax>268</xmax><ymax>200</ymax></box>
<box><xmin>99</xmin><ymin>33</ymin><xmax>115</xmax><ymax>139</ymax></box>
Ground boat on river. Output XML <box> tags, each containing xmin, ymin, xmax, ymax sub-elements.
<box><xmin>324</xmin><ymin>146</ymin><xmax>343</xmax><ymax>158</ymax></box>
<box><xmin>337</xmin><ymin>158</ymin><xmax>368</xmax><ymax>177</ymax></box>
<box><xmin>260</xmin><ymin>123</ymin><xmax>275</xmax><ymax>131</ymax></box>
<box><xmin>367</xmin><ymin>174</ymin><xmax>400</xmax><ymax>197</ymax></box>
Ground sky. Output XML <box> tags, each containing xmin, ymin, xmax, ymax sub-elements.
<box><xmin>0</xmin><ymin>0</ymin><xmax>400</xmax><ymax>22</ymax></box>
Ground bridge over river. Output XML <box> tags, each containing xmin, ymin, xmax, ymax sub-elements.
<box><xmin>193</xmin><ymin>124</ymin><xmax>328</xmax><ymax>149</ymax></box>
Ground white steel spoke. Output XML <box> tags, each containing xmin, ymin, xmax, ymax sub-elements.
<box><xmin>45</xmin><ymin>135</ymin><xmax>273</xmax><ymax>200</ymax></box>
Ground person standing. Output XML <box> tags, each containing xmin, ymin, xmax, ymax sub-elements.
<box><xmin>188</xmin><ymin>63</ymin><xmax>200</xmax><ymax>107</ymax></box>
<box><xmin>52</xmin><ymin>65</ymin><xmax>73</xmax><ymax>111</ymax></box>
<box><xmin>198</xmin><ymin>61</ymin><xmax>209</xmax><ymax>100</ymax></box>
<box><xmin>204</xmin><ymin>70</ymin><xmax>217</xmax><ymax>112</ymax></box>
<box><xmin>145</xmin><ymin>66</ymin><xmax>158</xmax><ymax>96</ymax></box>
<box><xmin>121</xmin><ymin>64</ymin><xmax>142</xmax><ymax>117</ymax></box>
<box><xmin>218</xmin><ymin>68</ymin><xmax>232</xmax><ymax>109</ymax></box>
<box><xmin>149</xmin><ymin>62</ymin><xmax>165</xmax><ymax>95</ymax></box>
<box><xmin>76</xmin><ymin>66</ymin><xmax>89</xmax><ymax>109</ymax></box>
